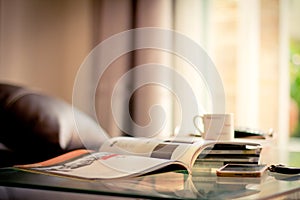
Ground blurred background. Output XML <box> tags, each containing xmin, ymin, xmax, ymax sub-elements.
<box><xmin>0</xmin><ymin>0</ymin><xmax>299</xmax><ymax>147</ymax></box>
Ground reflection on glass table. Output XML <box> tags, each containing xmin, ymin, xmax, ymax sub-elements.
<box><xmin>1</xmin><ymin>165</ymin><xmax>300</xmax><ymax>200</ymax></box>
<box><xmin>1</xmin><ymin>148</ymin><xmax>300</xmax><ymax>199</ymax></box>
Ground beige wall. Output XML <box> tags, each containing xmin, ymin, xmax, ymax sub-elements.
<box><xmin>0</xmin><ymin>0</ymin><xmax>94</xmax><ymax>102</ymax></box>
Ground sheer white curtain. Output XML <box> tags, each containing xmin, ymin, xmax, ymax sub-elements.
<box><xmin>88</xmin><ymin>0</ymin><xmax>211</xmax><ymax>138</ymax></box>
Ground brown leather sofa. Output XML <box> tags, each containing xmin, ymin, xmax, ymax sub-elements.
<box><xmin>0</xmin><ymin>83</ymin><xmax>105</xmax><ymax>167</ymax></box>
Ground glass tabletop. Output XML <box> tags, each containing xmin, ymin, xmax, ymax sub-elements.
<box><xmin>0</xmin><ymin>148</ymin><xmax>300</xmax><ymax>199</ymax></box>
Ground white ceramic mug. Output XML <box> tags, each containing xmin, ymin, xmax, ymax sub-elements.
<box><xmin>193</xmin><ymin>113</ymin><xmax>234</xmax><ymax>140</ymax></box>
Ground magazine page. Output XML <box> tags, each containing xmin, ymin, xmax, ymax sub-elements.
<box><xmin>15</xmin><ymin>149</ymin><xmax>189</xmax><ymax>180</ymax></box>
<box><xmin>99</xmin><ymin>137</ymin><xmax>203</xmax><ymax>168</ymax></box>
<box><xmin>99</xmin><ymin>137</ymin><xmax>163</xmax><ymax>157</ymax></box>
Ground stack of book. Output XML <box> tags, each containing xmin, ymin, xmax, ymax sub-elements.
<box><xmin>193</xmin><ymin>142</ymin><xmax>262</xmax><ymax>171</ymax></box>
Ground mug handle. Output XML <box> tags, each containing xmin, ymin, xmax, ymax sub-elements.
<box><xmin>193</xmin><ymin>115</ymin><xmax>204</xmax><ymax>135</ymax></box>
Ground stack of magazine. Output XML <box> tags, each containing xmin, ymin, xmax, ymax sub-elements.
<box><xmin>15</xmin><ymin>137</ymin><xmax>263</xmax><ymax>179</ymax></box>
<box><xmin>194</xmin><ymin>142</ymin><xmax>262</xmax><ymax>171</ymax></box>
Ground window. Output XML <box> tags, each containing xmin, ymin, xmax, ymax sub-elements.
<box><xmin>191</xmin><ymin>0</ymin><xmax>290</xmax><ymax>145</ymax></box>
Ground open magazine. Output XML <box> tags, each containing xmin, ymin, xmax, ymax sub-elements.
<box><xmin>15</xmin><ymin>137</ymin><xmax>262</xmax><ymax>180</ymax></box>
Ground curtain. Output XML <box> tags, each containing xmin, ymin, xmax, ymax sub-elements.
<box><xmin>81</xmin><ymin>0</ymin><xmax>174</xmax><ymax>138</ymax></box>
<box><xmin>90</xmin><ymin>0</ymin><xmax>215</xmax><ymax>138</ymax></box>
<box><xmin>85</xmin><ymin>0</ymin><xmax>209</xmax><ymax>138</ymax></box>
